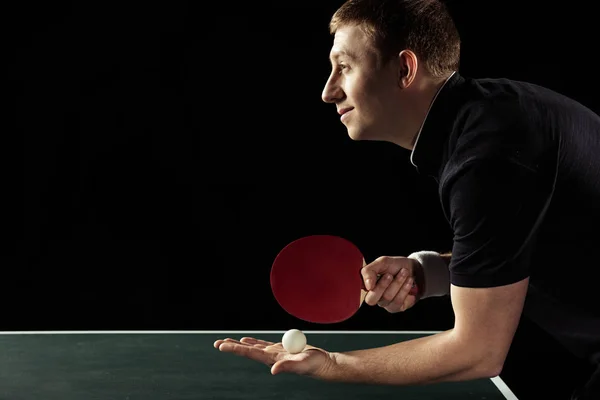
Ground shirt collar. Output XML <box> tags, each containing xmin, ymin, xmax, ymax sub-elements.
<box><xmin>409</xmin><ymin>71</ymin><xmax>465</xmax><ymax>178</ymax></box>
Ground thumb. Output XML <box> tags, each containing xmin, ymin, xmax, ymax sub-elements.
<box><xmin>271</xmin><ymin>359</ymin><xmax>293</xmax><ymax>375</ymax></box>
<box><xmin>361</xmin><ymin>256</ymin><xmax>398</xmax><ymax>290</ymax></box>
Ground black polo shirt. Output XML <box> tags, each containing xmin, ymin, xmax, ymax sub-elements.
<box><xmin>411</xmin><ymin>72</ymin><xmax>600</xmax><ymax>363</ymax></box>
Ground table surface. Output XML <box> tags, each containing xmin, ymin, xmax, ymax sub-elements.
<box><xmin>0</xmin><ymin>330</ymin><xmax>518</xmax><ymax>400</ymax></box>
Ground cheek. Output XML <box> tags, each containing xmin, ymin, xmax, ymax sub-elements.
<box><xmin>347</xmin><ymin>86</ymin><xmax>376</xmax><ymax>117</ymax></box>
<box><xmin>350</xmin><ymin>76</ymin><xmax>390</xmax><ymax>113</ymax></box>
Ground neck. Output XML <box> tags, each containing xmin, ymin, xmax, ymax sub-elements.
<box><xmin>405</xmin><ymin>73</ymin><xmax>453</xmax><ymax>149</ymax></box>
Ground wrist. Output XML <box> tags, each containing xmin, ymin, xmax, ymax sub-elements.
<box><xmin>407</xmin><ymin>251</ymin><xmax>450</xmax><ymax>298</ymax></box>
<box><xmin>320</xmin><ymin>351</ymin><xmax>369</xmax><ymax>383</ymax></box>
<box><xmin>317</xmin><ymin>351</ymin><xmax>345</xmax><ymax>381</ymax></box>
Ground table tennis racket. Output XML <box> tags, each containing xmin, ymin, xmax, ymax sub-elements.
<box><xmin>270</xmin><ymin>235</ymin><xmax>419</xmax><ymax>324</ymax></box>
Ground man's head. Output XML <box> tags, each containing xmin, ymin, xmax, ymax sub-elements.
<box><xmin>321</xmin><ymin>0</ymin><xmax>460</xmax><ymax>148</ymax></box>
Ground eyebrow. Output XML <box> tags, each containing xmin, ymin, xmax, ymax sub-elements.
<box><xmin>330</xmin><ymin>49</ymin><xmax>358</xmax><ymax>61</ymax></box>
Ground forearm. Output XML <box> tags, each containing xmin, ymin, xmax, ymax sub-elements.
<box><xmin>322</xmin><ymin>330</ymin><xmax>497</xmax><ymax>385</ymax></box>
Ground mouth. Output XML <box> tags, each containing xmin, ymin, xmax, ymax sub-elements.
<box><xmin>338</xmin><ymin>107</ymin><xmax>353</xmax><ymax>122</ymax></box>
<box><xmin>338</xmin><ymin>107</ymin><xmax>353</xmax><ymax>116</ymax></box>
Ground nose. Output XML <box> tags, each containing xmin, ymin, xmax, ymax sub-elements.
<box><xmin>321</xmin><ymin>73</ymin><xmax>343</xmax><ymax>104</ymax></box>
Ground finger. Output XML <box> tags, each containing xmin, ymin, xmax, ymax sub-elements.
<box><xmin>244</xmin><ymin>341</ymin><xmax>268</xmax><ymax>350</ymax></box>
<box><xmin>397</xmin><ymin>277</ymin><xmax>417</xmax><ymax>311</ymax></box>
<box><xmin>271</xmin><ymin>359</ymin><xmax>287</xmax><ymax>375</ymax></box>
<box><xmin>387</xmin><ymin>277</ymin><xmax>415</xmax><ymax>313</ymax></box>
<box><xmin>364</xmin><ymin>272</ymin><xmax>394</xmax><ymax>306</ymax></box>
<box><xmin>361</xmin><ymin>256</ymin><xmax>414</xmax><ymax>290</ymax></box>
<box><xmin>270</xmin><ymin>354</ymin><xmax>309</xmax><ymax>375</ymax></box>
<box><xmin>361</xmin><ymin>257</ymin><xmax>393</xmax><ymax>290</ymax></box>
<box><xmin>378</xmin><ymin>268</ymin><xmax>409</xmax><ymax>307</ymax></box>
<box><xmin>229</xmin><ymin>337</ymin><xmax>283</xmax><ymax>351</ymax></box>
<box><xmin>217</xmin><ymin>341</ymin><xmax>277</xmax><ymax>365</ymax></box>
<box><xmin>240</xmin><ymin>337</ymin><xmax>276</xmax><ymax>347</ymax></box>
<box><xmin>402</xmin><ymin>289</ymin><xmax>417</xmax><ymax>311</ymax></box>
<box><xmin>214</xmin><ymin>337</ymin><xmax>242</xmax><ymax>348</ymax></box>
<box><xmin>271</xmin><ymin>358</ymin><xmax>302</xmax><ymax>375</ymax></box>
<box><xmin>264</xmin><ymin>343</ymin><xmax>285</xmax><ymax>353</ymax></box>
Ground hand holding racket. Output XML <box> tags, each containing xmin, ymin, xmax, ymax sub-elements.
<box><xmin>361</xmin><ymin>255</ymin><xmax>422</xmax><ymax>313</ymax></box>
<box><xmin>270</xmin><ymin>235</ymin><xmax>421</xmax><ymax>324</ymax></box>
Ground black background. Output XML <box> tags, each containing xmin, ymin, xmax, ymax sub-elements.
<box><xmin>14</xmin><ymin>1</ymin><xmax>599</xmax><ymax>398</ymax></box>
<box><xmin>15</xmin><ymin>0</ymin><xmax>598</xmax><ymax>336</ymax></box>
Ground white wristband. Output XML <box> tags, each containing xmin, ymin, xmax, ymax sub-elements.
<box><xmin>407</xmin><ymin>251</ymin><xmax>450</xmax><ymax>298</ymax></box>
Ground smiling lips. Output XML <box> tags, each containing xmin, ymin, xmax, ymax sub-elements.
<box><xmin>338</xmin><ymin>107</ymin><xmax>353</xmax><ymax>120</ymax></box>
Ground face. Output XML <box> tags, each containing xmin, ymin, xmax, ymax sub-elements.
<box><xmin>322</xmin><ymin>24</ymin><xmax>405</xmax><ymax>142</ymax></box>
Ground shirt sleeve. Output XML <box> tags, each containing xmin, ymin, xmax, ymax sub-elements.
<box><xmin>441</xmin><ymin>102</ymin><xmax>557</xmax><ymax>288</ymax></box>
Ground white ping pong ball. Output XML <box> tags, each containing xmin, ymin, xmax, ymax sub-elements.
<box><xmin>282</xmin><ymin>329</ymin><xmax>306</xmax><ymax>354</ymax></box>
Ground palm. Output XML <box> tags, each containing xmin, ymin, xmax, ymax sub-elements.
<box><xmin>214</xmin><ymin>336</ymin><xmax>332</xmax><ymax>376</ymax></box>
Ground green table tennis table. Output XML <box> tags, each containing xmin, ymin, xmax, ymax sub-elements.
<box><xmin>0</xmin><ymin>330</ymin><xmax>518</xmax><ymax>399</ymax></box>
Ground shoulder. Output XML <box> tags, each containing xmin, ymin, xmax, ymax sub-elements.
<box><xmin>453</xmin><ymin>87</ymin><xmax>534</xmax><ymax>156</ymax></box>
<box><xmin>445</xmin><ymin>80</ymin><xmax>558</xmax><ymax>179</ymax></box>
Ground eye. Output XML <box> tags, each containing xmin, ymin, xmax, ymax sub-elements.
<box><xmin>337</xmin><ymin>63</ymin><xmax>349</xmax><ymax>74</ymax></box>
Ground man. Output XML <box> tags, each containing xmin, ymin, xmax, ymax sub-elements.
<box><xmin>214</xmin><ymin>1</ymin><xmax>600</xmax><ymax>398</ymax></box>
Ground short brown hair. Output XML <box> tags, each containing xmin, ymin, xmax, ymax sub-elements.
<box><xmin>329</xmin><ymin>0</ymin><xmax>460</xmax><ymax>77</ymax></box>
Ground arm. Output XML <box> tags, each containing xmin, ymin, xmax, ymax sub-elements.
<box><xmin>320</xmin><ymin>117</ymin><xmax>552</xmax><ymax>385</ymax></box>
<box><xmin>321</xmin><ymin>278</ymin><xmax>528</xmax><ymax>385</ymax></box>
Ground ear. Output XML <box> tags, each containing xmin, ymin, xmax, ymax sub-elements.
<box><xmin>397</xmin><ymin>50</ymin><xmax>418</xmax><ymax>88</ymax></box>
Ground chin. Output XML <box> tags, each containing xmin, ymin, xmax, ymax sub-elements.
<box><xmin>346</xmin><ymin>130</ymin><xmax>363</xmax><ymax>141</ymax></box>
<box><xmin>347</xmin><ymin>127</ymin><xmax>377</xmax><ymax>141</ymax></box>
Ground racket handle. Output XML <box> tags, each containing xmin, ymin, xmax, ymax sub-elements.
<box><xmin>409</xmin><ymin>284</ymin><xmax>419</xmax><ymax>296</ymax></box>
